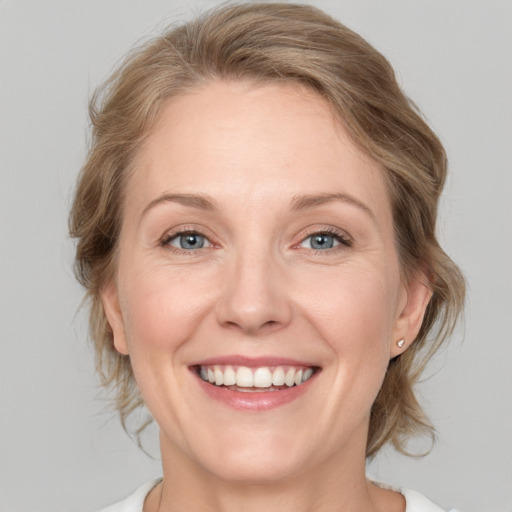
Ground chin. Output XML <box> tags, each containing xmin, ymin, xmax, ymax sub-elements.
<box><xmin>179</xmin><ymin>426</ymin><xmax>313</xmax><ymax>484</ymax></box>
<box><xmin>201</xmin><ymin>450</ymin><xmax>305</xmax><ymax>485</ymax></box>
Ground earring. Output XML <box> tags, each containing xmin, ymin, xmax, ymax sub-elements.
<box><xmin>397</xmin><ymin>338</ymin><xmax>405</xmax><ymax>348</ymax></box>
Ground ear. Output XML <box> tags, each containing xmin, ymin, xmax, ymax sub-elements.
<box><xmin>390</xmin><ymin>271</ymin><xmax>433</xmax><ymax>358</ymax></box>
<box><xmin>100</xmin><ymin>280</ymin><xmax>129</xmax><ymax>355</ymax></box>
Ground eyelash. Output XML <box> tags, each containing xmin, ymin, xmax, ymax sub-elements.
<box><xmin>159</xmin><ymin>226</ymin><xmax>353</xmax><ymax>254</ymax></box>
<box><xmin>160</xmin><ymin>228</ymin><xmax>214</xmax><ymax>254</ymax></box>
<box><xmin>297</xmin><ymin>227</ymin><xmax>353</xmax><ymax>253</ymax></box>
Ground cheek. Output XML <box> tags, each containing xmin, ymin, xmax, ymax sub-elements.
<box><xmin>298</xmin><ymin>263</ymin><xmax>400</xmax><ymax>352</ymax></box>
<box><xmin>123</xmin><ymin>285</ymin><xmax>170</xmax><ymax>352</ymax></box>
<box><xmin>117</xmin><ymin>258</ymin><xmax>219</xmax><ymax>358</ymax></box>
<box><xmin>116</xmin><ymin>263</ymin><xmax>215</xmax><ymax>421</ymax></box>
<box><xmin>294</xmin><ymin>261</ymin><xmax>401</xmax><ymax>418</ymax></box>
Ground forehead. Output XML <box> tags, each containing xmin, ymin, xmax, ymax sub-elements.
<box><xmin>126</xmin><ymin>80</ymin><xmax>391</xmax><ymax>224</ymax></box>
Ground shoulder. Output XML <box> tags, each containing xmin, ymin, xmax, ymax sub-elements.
<box><xmin>403</xmin><ymin>488</ymin><xmax>461</xmax><ymax>512</ymax></box>
<box><xmin>96</xmin><ymin>479</ymin><xmax>162</xmax><ymax>512</ymax></box>
<box><xmin>371</xmin><ymin>480</ymin><xmax>460</xmax><ymax>512</ymax></box>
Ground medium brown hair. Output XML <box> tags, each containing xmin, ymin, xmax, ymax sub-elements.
<box><xmin>70</xmin><ymin>2</ymin><xmax>465</xmax><ymax>458</ymax></box>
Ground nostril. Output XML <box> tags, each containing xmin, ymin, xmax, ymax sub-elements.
<box><xmin>215</xmin><ymin>276</ymin><xmax>293</xmax><ymax>334</ymax></box>
<box><xmin>221</xmin><ymin>318</ymin><xmax>283</xmax><ymax>336</ymax></box>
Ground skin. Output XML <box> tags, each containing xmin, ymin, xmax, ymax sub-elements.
<box><xmin>102</xmin><ymin>80</ymin><xmax>432</xmax><ymax>512</ymax></box>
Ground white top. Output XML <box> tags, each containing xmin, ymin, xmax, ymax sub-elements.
<box><xmin>98</xmin><ymin>479</ymin><xmax>461</xmax><ymax>512</ymax></box>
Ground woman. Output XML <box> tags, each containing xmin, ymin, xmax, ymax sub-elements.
<box><xmin>70</xmin><ymin>3</ymin><xmax>465</xmax><ymax>511</ymax></box>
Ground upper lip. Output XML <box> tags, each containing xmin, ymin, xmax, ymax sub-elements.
<box><xmin>190</xmin><ymin>355</ymin><xmax>319</xmax><ymax>368</ymax></box>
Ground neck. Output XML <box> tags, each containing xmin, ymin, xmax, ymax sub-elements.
<box><xmin>147</xmin><ymin>430</ymin><xmax>403</xmax><ymax>512</ymax></box>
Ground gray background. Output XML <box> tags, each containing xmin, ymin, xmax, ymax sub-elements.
<box><xmin>1</xmin><ymin>1</ymin><xmax>511</xmax><ymax>511</ymax></box>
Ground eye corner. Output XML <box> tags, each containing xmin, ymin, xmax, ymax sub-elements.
<box><xmin>159</xmin><ymin>227</ymin><xmax>217</xmax><ymax>253</ymax></box>
<box><xmin>295</xmin><ymin>227</ymin><xmax>353</xmax><ymax>253</ymax></box>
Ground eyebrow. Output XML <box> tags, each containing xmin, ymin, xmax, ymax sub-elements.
<box><xmin>290</xmin><ymin>192</ymin><xmax>376</xmax><ymax>222</ymax></box>
<box><xmin>142</xmin><ymin>193</ymin><xmax>217</xmax><ymax>217</ymax></box>
<box><xmin>141</xmin><ymin>191</ymin><xmax>376</xmax><ymax>222</ymax></box>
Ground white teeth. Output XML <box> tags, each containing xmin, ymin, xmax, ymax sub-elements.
<box><xmin>198</xmin><ymin>364</ymin><xmax>316</xmax><ymax>389</ymax></box>
<box><xmin>253</xmin><ymin>367</ymin><xmax>272</xmax><ymax>388</ymax></box>
<box><xmin>303</xmin><ymin>368</ymin><xmax>313</xmax><ymax>382</ymax></box>
<box><xmin>223</xmin><ymin>365</ymin><xmax>236</xmax><ymax>386</ymax></box>
<box><xmin>214</xmin><ymin>365</ymin><xmax>223</xmax><ymax>386</ymax></box>
<box><xmin>236</xmin><ymin>366</ymin><xmax>254</xmax><ymax>387</ymax></box>
<box><xmin>272</xmin><ymin>367</ymin><xmax>285</xmax><ymax>386</ymax></box>
<box><xmin>284</xmin><ymin>368</ymin><xmax>296</xmax><ymax>387</ymax></box>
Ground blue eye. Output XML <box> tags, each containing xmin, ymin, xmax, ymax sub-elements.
<box><xmin>167</xmin><ymin>232</ymin><xmax>209</xmax><ymax>250</ymax></box>
<box><xmin>300</xmin><ymin>232</ymin><xmax>346</xmax><ymax>250</ymax></box>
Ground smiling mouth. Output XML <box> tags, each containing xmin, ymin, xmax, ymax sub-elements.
<box><xmin>194</xmin><ymin>364</ymin><xmax>319</xmax><ymax>391</ymax></box>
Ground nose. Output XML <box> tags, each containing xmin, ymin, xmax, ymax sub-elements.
<box><xmin>215</xmin><ymin>247</ymin><xmax>293</xmax><ymax>336</ymax></box>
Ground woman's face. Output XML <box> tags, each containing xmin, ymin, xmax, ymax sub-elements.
<box><xmin>102</xmin><ymin>80</ymin><xmax>430</xmax><ymax>482</ymax></box>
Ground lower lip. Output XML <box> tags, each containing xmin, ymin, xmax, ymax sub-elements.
<box><xmin>192</xmin><ymin>371</ymin><xmax>318</xmax><ymax>411</ymax></box>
